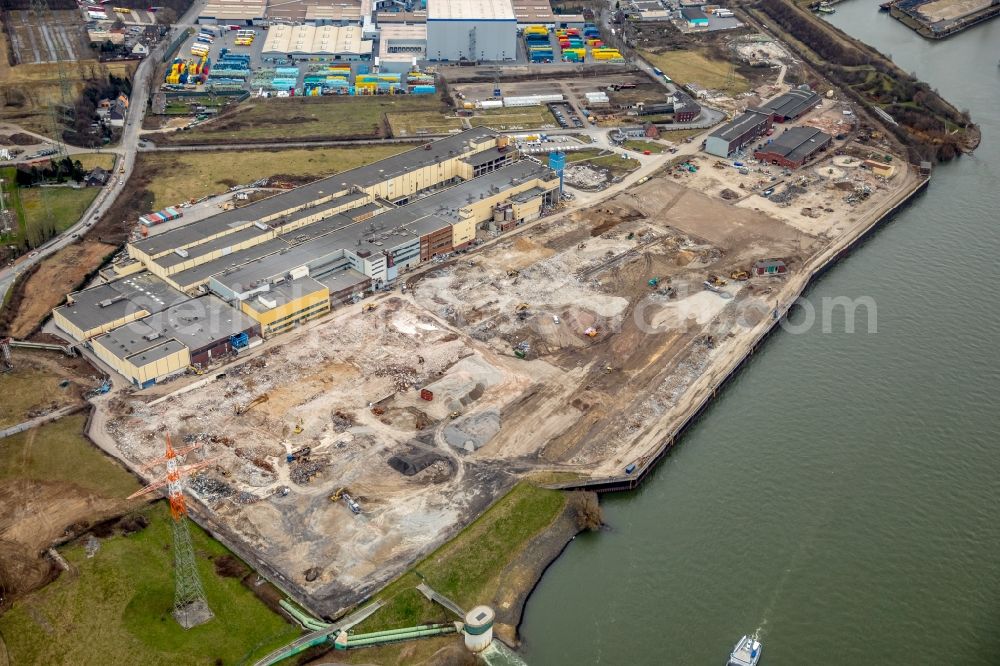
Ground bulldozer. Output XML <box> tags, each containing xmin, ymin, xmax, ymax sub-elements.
<box><xmin>515</xmin><ymin>302</ymin><xmax>529</xmax><ymax>313</ymax></box>
<box><xmin>730</xmin><ymin>270</ymin><xmax>750</xmax><ymax>281</ymax></box>
<box><xmin>706</xmin><ymin>274</ymin><xmax>728</xmax><ymax>287</ymax></box>
<box><xmin>363</xmin><ymin>302</ymin><xmax>379</xmax><ymax>313</ymax></box>
<box><xmin>235</xmin><ymin>394</ymin><xmax>268</xmax><ymax>415</ymax></box>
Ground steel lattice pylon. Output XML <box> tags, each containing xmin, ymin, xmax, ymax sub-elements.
<box><xmin>171</xmin><ymin>513</ymin><xmax>214</xmax><ymax>628</ymax></box>
<box><xmin>129</xmin><ymin>434</ymin><xmax>215</xmax><ymax>629</ymax></box>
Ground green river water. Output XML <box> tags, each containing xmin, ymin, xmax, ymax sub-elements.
<box><xmin>519</xmin><ymin>5</ymin><xmax>1000</xmax><ymax>664</ymax></box>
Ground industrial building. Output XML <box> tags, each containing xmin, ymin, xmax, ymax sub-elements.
<box><xmin>426</xmin><ymin>0</ymin><xmax>517</xmax><ymax>61</ymax></box>
<box><xmin>261</xmin><ymin>24</ymin><xmax>372</xmax><ymax>60</ymax></box>
<box><xmin>377</xmin><ymin>24</ymin><xmax>427</xmax><ymax>72</ymax></box>
<box><xmin>704</xmin><ymin>108</ymin><xmax>772</xmax><ymax>157</ymax></box>
<box><xmin>54</xmin><ymin>129</ymin><xmax>560</xmax><ymax>387</ymax></box>
<box><xmin>198</xmin><ymin>0</ymin><xmax>368</xmax><ymax>25</ymax></box>
<box><xmin>681</xmin><ymin>7</ymin><xmax>709</xmax><ymax>26</ymax></box>
<box><xmin>758</xmin><ymin>88</ymin><xmax>821</xmax><ymax>122</ymax></box>
<box><xmin>753</xmin><ymin>126</ymin><xmax>831</xmax><ymax>169</ymax></box>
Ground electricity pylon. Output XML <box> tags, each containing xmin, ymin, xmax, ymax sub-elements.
<box><xmin>129</xmin><ymin>434</ymin><xmax>216</xmax><ymax>629</ymax></box>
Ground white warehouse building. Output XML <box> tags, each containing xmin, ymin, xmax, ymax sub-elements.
<box><xmin>426</xmin><ymin>0</ymin><xmax>517</xmax><ymax>62</ymax></box>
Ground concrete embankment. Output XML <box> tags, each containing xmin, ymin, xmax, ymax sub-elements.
<box><xmin>550</xmin><ymin>170</ymin><xmax>931</xmax><ymax>494</ymax></box>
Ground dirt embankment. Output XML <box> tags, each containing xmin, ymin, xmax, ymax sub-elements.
<box><xmin>2</xmin><ymin>240</ymin><xmax>116</xmax><ymax>338</ymax></box>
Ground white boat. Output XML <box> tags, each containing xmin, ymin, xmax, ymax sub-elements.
<box><xmin>727</xmin><ymin>635</ymin><xmax>762</xmax><ymax>666</ymax></box>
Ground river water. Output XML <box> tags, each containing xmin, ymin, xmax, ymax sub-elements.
<box><xmin>519</xmin><ymin>6</ymin><xmax>1000</xmax><ymax>665</ymax></box>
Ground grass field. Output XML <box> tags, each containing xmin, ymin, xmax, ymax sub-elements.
<box><xmin>641</xmin><ymin>49</ymin><xmax>750</xmax><ymax>95</ymax></box>
<box><xmin>156</xmin><ymin>96</ymin><xmax>449</xmax><ymax>144</ymax></box>
<box><xmin>566</xmin><ymin>148</ymin><xmax>642</xmax><ymax>178</ymax></box>
<box><xmin>624</xmin><ymin>138</ymin><xmax>667</xmax><ymax>153</ymax></box>
<box><xmin>135</xmin><ymin>144</ymin><xmax>410</xmax><ymax>211</ymax></box>
<box><xmin>21</xmin><ymin>186</ymin><xmax>98</xmax><ymax>233</ymax></box>
<box><xmin>386</xmin><ymin>111</ymin><xmax>464</xmax><ymax>136</ymax></box>
<box><xmin>355</xmin><ymin>483</ymin><xmax>567</xmax><ymax>634</ymax></box>
<box><xmin>0</xmin><ymin>415</ymin><xmax>137</xmax><ymax>497</ymax></box>
<box><xmin>469</xmin><ymin>106</ymin><xmax>558</xmax><ymax>130</ymax></box>
<box><xmin>74</xmin><ymin>152</ymin><xmax>117</xmax><ymax>171</ymax></box>
<box><xmin>0</xmin><ymin>167</ymin><xmax>96</xmax><ymax>248</ymax></box>
<box><xmin>659</xmin><ymin>126</ymin><xmax>708</xmax><ymax>142</ymax></box>
<box><xmin>0</xmin><ymin>501</ymin><xmax>300</xmax><ymax>666</ymax></box>
<box><xmin>0</xmin><ymin>357</ymin><xmax>85</xmax><ymax>429</ymax></box>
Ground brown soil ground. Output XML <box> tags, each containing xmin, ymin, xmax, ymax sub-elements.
<box><xmin>6</xmin><ymin>240</ymin><xmax>115</xmax><ymax>338</ymax></box>
<box><xmin>0</xmin><ymin>349</ymin><xmax>98</xmax><ymax>427</ymax></box>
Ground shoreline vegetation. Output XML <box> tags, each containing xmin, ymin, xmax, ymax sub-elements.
<box><xmin>739</xmin><ymin>0</ymin><xmax>979</xmax><ymax>162</ymax></box>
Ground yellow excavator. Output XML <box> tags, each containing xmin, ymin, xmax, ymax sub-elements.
<box><xmin>293</xmin><ymin>417</ymin><xmax>304</xmax><ymax>434</ymax></box>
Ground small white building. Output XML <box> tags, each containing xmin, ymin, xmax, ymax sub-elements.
<box><xmin>132</xmin><ymin>42</ymin><xmax>149</xmax><ymax>56</ymax></box>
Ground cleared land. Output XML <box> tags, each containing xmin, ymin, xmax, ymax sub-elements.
<box><xmin>5</xmin><ymin>240</ymin><xmax>114</xmax><ymax>338</ymax></box>
<box><xmin>0</xmin><ymin>415</ymin><xmax>140</xmax><ymax>601</ymax></box>
<box><xmin>0</xmin><ymin>501</ymin><xmax>299</xmax><ymax>665</ymax></box>
<box><xmin>641</xmin><ymin>49</ymin><xmax>751</xmax><ymax>94</ymax></box>
<box><xmin>0</xmin><ymin>349</ymin><xmax>98</xmax><ymax>428</ymax></box>
<box><xmin>386</xmin><ymin>111</ymin><xmax>464</xmax><ymax>136</ymax></box>
<box><xmin>355</xmin><ymin>483</ymin><xmax>567</xmax><ymax>632</ymax></box>
<box><xmin>468</xmin><ymin>106</ymin><xmax>558</xmax><ymax>131</ymax></box>
<box><xmin>150</xmin><ymin>96</ymin><xmax>451</xmax><ymax>144</ymax></box>
<box><xmin>134</xmin><ymin>145</ymin><xmax>411</xmax><ymax>211</ymax></box>
<box><xmin>100</xmin><ymin>156</ymin><xmax>873</xmax><ymax>617</ymax></box>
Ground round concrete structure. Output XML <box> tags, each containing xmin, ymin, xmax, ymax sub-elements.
<box><xmin>463</xmin><ymin>605</ymin><xmax>495</xmax><ymax>653</ymax></box>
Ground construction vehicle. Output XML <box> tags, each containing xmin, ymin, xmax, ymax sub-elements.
<box><xmin>330</xmin><ymin>488</ymin><xmax>360</xmax><ymax>513</ymax></box>
<box><xmin>730</xmin><ymin>270</ymin><xmax>750</xmax><ymax>281</ymax></box>
<box><xmin>235</xmin><ymin>394</ymin><xmax>268</xmax><ymax>415</ymax></box>
<box><xmin>286</xmin><ymin>446</ymin><xmax>310</xmax><ymax>463</ymax></box>
<box><xmin>515</xmin><ymin>302</ymin><xmax>529</xmax><ymax>312</ymax></box>
<box><xmin>603</xmin><ymin>364</ymin><xmax>614</xmax><ymax>374</ymax></box>
<box><xmin>449</xmin><ymin>411</ymin><xmax>461</xmax><ymax>419</ymax></box>
<box><xmin>363</xmin><ymin>303</ymin><xmax>379</xmax><ymax>313</ymax></box>
<box><xmin>706</xmin><ymin>274</ymin><xmax>728</xmax><ymax>287</ymax></box>
<box><xmin>584</xmin><ymin>327</ymin><xmax>598</xmax><ymax>338</ymax></box>
<box><xmin>506</xmin><ymin>269</ymin><xmax>520</xmax><ymax>278</ymax></box>
<box><xmin>514</xmin><ymin>349</ymin><xmax>527</xmax><ymax>359</ymax></box>
<box><xmin>648</xmin><ymin>277</ymin><xmax>660</xmax><ymax>287</ymax></box>
<box><xmin>293</xmin><ymin>418</ymin><xmax>303</xmax><ymax>434</ymax></box>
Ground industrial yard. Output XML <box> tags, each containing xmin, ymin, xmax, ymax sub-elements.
<box><xmin>91</xmin><ymin>136</ymin><xmax>915</xmax><ymax>616</ymax></box>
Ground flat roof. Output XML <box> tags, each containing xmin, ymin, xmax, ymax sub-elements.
<box><xmin>682</xmin><ymin>7</ymin><xmax>708</xmax><ymax>19</ymax></box>
<box><xmin>200</xmin><ymin>0</ymin><xmax>266</xmax><ymax>20</ymax></box>
<box><xmin>261</xmin><ymin>24</ymin><xmax>371</xmax><ymax>56</ymax></box>
<box><xmin>759</xmin><ymin>88</ymin><xmax>820</xmax><ymax>119</ymax></box>
<box><xmin>428</xmin><ymin>0</ymin><xmax>516</xmax><ymax>21</ymax></box>
<box><xmin>266</xmin><ymin>0</ymin><xmax>365</xmax><ymax>22</ymax></box>
<box><xmin>141</xmin><ymin>294</ymin><xmax>259</xmax><ymax>352</ymax></box>
<box><xmin>156</xmin><ymin>225</ymin><xmax>273</xmax><ymax>270</ymax></box>
<box><xmin>406</xmin><ymin>159</ymin><xmax>554</xmax><ymax>222</ymax></box>
<box><xmin>758</xmin><ymin>126</ymin><xmax>831</xmax><ymax>163</ymax></box>
<box><xmin>56</xmin><ymin>273</ymin><xmax>189</xmax><ymax>333</ymax></box>
<box><xmin>511</xmin><ymin>0</ymin><xmax>554</xmax><ymax>22</ymax></box>
<box><xmin>317</xmin><ymin>268</ymin><xmax>369</xmax><ymax>294</ymax></box>
<box><xmin>245</xmin><ymin>276</ymin><xmax>328</xmax><ymax>312</ymax></box>
<box><xmin>376</xmin><ymin>10</ymin><xmax>427</xmax><ymax>23</ymax></box>
<box><xmin>94</xmin><ymin>319</ymin><xmax>184</xmax><ymax>363</ymax></box>
<box><xmin>708</xmin><ymin>109</ymin><xmax>770</xmax><ymax>143</ymax></box>
<box><xmin>170</xmin><ymin>237</ymin><xmax>291</xmax><ymax>288</ymax></box>
<box><xmin>132</xmin><ymin>128</ymin><xmax>497</xmax><ymax>258</ymax></box>
<box><xmin>127</xmin><ymin>339</ymin><xmax>188</xmax><ymax>367</ymax></box>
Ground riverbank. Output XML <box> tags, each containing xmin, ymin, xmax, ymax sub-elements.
<box><xmin>551</xmin><ymin>166</ymin><xmax>930</xmax><ymax>493</ymax></box>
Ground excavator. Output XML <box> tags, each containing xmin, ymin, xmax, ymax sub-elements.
<box><xmin>330</xmin><ymin>488</ymin><xmax>361</xmax><ymax>514</ymax></box>
<box><xmin>293</xmin><ymin>417</ymin><xmax>304</xmax><ymax>435</ymax></box>
<box><xmin>235</xmin><ymin>394</ymin><xmax>268</xmax><ymax>415</ymax></box>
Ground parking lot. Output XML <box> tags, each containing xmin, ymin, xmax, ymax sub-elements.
<box><xmin>6</xmin><ymin>10</ymin><xmax>88</xmax><ymax>65</ymax></box>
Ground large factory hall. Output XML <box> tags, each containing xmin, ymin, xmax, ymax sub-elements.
<box><xmin>52</xmin><ymin>129</ymin><xmax>560</xmax><ymax>387</ymax></box>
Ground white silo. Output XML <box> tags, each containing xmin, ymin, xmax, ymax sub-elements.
<box><xmin>463</xmin><ymin>605</ymin><xmax>495</xmax><ymax>652</ymax></box>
